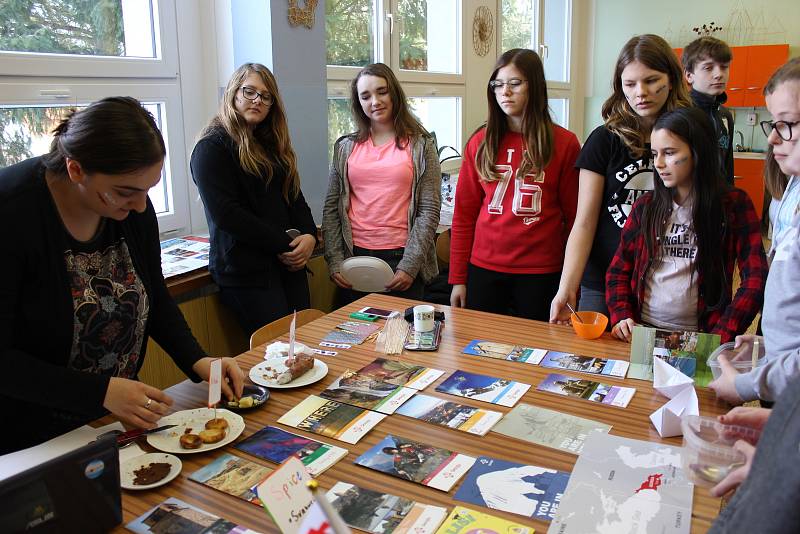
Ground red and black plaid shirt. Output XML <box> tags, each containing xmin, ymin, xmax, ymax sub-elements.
<box><xmin>606</xmin><ymin>188</ymin><xmax>767</xmax><ymax>343</ymax></box>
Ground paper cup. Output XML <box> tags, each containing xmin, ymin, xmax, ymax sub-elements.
<box><xmin>413</xmin><ymin>304</ymin><xmax>435</xmax><ymax>332</ymax></box>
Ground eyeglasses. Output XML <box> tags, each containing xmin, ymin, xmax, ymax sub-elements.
<box><xmin>240</xmin><ymin>86</ymin><xmax>273</xmax><ymax>105</ymax></box>
<box><xmin>760</xmin><ymin>120</ymin><xmax>797</xmax><ymax>142</ymax></box>
<box><xmin>488</xmin><ymin>78</ymin><xmax>528</xmax><ymax>92</ymax></box>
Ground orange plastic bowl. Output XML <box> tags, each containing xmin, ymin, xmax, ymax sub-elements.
<box><xmin>571</xmin><ymin>311</ymin><xmax>609</xmax><ymax>339</ymax></box>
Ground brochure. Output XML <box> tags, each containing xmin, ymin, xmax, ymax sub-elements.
<box><xmin>536</xmin><ymin>373</ymin><xmax>635</xmax><ymax>408</ymax></box>
<box><xmin>435</xmin><ymin>506</ymin><xmax>533</xmax><ymax>534</ymax></box>
<box><xmin>159</xmin><ymin>235</ymin><xmax>210</xmax><ymax>279</ymax></box>
<box><xmin>321</xmin><ymin>321</ymin><xmax>382</xmax><ymax>345</ymax></box>
<box><xmin>234</xmin><ymin>426</ymin><xmax>347</xmax><ymax>477</ymax></box>
<box><xmin>277</xmin><ymin>395</ymin><xmax>386</xmax><ymax>444</ymax></box>
<box><xmin>319</xmin><ymin>370</ymin><xmax>416</xmax><ymax>414</ymax></box>
<box><xmin>436</xmin><ymin>370</ymin><xmax>530</xmax><ymax>407</ymax></box>
<box><xmin>629</xmin><ymin>326</ymin><xmax>720</xmax><ymax>385</ymax></box>
<box><xmin>126</xmin><ymin>497</ymin><xmax>260</xmax><ymax>533</ymax></box>
<box><xmin>354</xmin><ymin>357</ymin><xmax>444</xmax><ymax>390</ymax></box>
<box><xmin>354</xmin><ymin>434</ymin><xmax>476</xmax><ymax>492</ymax></box>
<box><xmin>538</xmin><ymin>350</ymin><xmax>629</xmax><ymax>378</ymax></box>
<box><xmin>188</xmin><ymin>453</ymin><xmax>272</xmax><ymax>506</ymax></box>
<box><xmin>394</xmin><ymin>393</ymin><xmax>502</xmax><ymax>436</ymax></box>
<box><xmin>462</xmin><ymin>339</ymin><xmax>546</xmax><ymax>364</ymax></box>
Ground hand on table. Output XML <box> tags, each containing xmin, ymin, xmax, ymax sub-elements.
<box><xmin>708</xmin><ymin>354</ymin><xmax>745</xmax><ymax>405</ymax></box>
<box><xmin>710</xmin><ymin>439</ymin><xmax>757</xmax><ymax>497</ymax></box>
<box><xmin>192</xmin><ymin>357</ymin><xmax>245</xmax><ymax>400</ymax></box>
<box><xmin>549</xmin><ymin>289</ymin><xmax>577</xmax><ymax>324</ymax></box>
<box><xmin>450</xmin><ymin>284</ymin><xmax>466</xmax><ymax>308</ymax></box>
<box><xmin>331</xmin><ymin>272</ymin><xmax>352</xmax><ymax>289</ymax></box>
<box><xmin>611</xmin><ymin>318</ymin><xmax>636</xmax><ymax>342</ymax></box>
<box><xmin>385</xmin><ymin>270</ymin><xmax>413</xmax><ymax>292</ymax></box>
<box><xmin>103</xmin><ymin>377</ymin><xmax>173</xmax><ymax>429</ymax></box>
<box><xmin>278</xmin><ymin>234</ymin><xmax>315</xmax><ymax>271</ymax></box>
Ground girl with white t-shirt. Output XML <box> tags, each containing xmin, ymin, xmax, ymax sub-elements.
<box><xmin>605</xmin><ymin>107</ymin><xmax>767</xmax><ymax>343</ymax></box>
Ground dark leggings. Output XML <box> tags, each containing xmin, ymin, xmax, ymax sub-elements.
<box><xmin>466</xmin><ymin>263</ymin><xmax>560</xmax><ymax>322</ymax></box>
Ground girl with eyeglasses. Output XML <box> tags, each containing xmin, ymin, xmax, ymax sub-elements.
<box><xmin>191</xmin><ymin>63</ymin><xmax>317</xmax><ymax>336</ymax></box>
<box><xmin>549</xmin><ymin>34</ymin><xmax>692</xmax><ymax>324</ymax></box>
<box><xmin>448</xmin><ymin>48</ymin><xmax>580</xmax><ymax>320</ymax></box>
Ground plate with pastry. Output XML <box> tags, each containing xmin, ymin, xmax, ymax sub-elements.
<box><xmin>223</xmin><ymin>384</ymin><xmax>270</xmax><ymax>411</ymax></box>
<box><xmin>147</xmin><ymin>408</ymin><xmax>245</xmax><ymax>454</ymax></box>
<box><xmin>249</xmin><ymin>353</ymin><xmax>328</xmax><ymax>389</ymax></box>
<box><xmin>120</xmin><ymin>452</ymin><xmax>182</xmax><ymax>490</ymax></box>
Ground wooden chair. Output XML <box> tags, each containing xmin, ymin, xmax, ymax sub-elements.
<box><xmin>249</xmin><ymin>308</ymin><xmax>326</xmax><ymax>349</ymax></box>
<box><xmin>435</xmin><ymin>229</ymin><xmax>451</xmax><ymax>266</ymax></box>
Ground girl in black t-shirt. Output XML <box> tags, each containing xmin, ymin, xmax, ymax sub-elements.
<box><xmin>549</xmin><ymin>34</ymin><xmax>692</xmax><ymax>324</ymax></box>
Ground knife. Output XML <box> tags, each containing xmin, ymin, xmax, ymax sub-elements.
<box><xmin>115</xmin><ymin>424</ymin><xmax>177</xmax><ymax>446</ymax></box>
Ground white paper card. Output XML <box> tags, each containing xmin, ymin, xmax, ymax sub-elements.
<box><xmin>649</xmin><ymin>386</ymin><xmax>699</xmax><ymax>438</ymax></box>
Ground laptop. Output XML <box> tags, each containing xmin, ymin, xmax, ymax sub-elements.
<box><xmin>0</xmin><ymin>434</ymin><xmax>122</xmax><ymax>533</ymax></box>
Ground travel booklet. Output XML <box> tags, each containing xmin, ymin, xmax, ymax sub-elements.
<box><xmin>159</xmin><ymin>235</ymin><xmax>210</xmax><ymax>279</ymax></box>
<box><xmin>454</xmin><ymin>456</ymin><xmax>570</xmax><ymax>521</ymax></box>
<box><xmin>435</xmin><ymin>506</ymin><xmax>533</xmax><ymax>534</ymax></box>
<box><xmin>538</xmin><ymin>350</ymin><xmax>629</xmax><ymax>378</ymax></box>
<box><xmin>277</xmin><ymin>395</ymin><xmax>386</xmax><ymax>444</ymax></box>
<box><xmin>318</xmin><ymin>370</ymin><xmax>417</xmax><ymax>414</ymax></box>
<box><xmin>188</xmin><ymin>453</ymin><xmax>272</xmax><ymax>506</ymax></box>
<box><xmin>355</xmin><ymin>357</ymin><xmax>445</xmax><ymax>390</ymax></box>
<box><xmin>548</xmin><ymin>432</ymin><xmax>693</xmax><ymax>534</ymax></box>
<box><xmin>536</xmin><ymin>374</ymin><xmax>636</xmax><ymax>408</ymax></box>
<box><xmin>394</xmin><ymin>393</ymin><xmax>503</xmax><ymax>436</ymax></box>
<box><xmin>354</xmin><ymin>434</ymin><xmax>476</xmax><ymax>492</ymax></box>
<box><xmin>126</xmin><ymin>497</ymin><xmax>260</xmax><ymax>534</ymax></box>
<box><xmin>234</xmin><ymin>425</ymin><xmax>347</xmax><ymax>477</ymax></box>
<box><xmin>492</xmin><ymin>403</ymin><xmax>612</xmax><ymax>454</ymax></box>
<box><xmin>629</xmin><ymin>326</ymin><xmax>720</xmax><ymax>385</ymax></box>
<box><xmin>321</xmin><ymin>321</ymin><xmax>382</xmax><ymax>345</ymax></box>
<box><xmin>436</xmin><ymin>370</ymin><xmax>530</xmax><ymax>407</ymax></box>
<box><xmin>462</xmin><ymin>339</ymin><xmax>547</xmax><ymax>364</ymax></box>
<box><xmin>325</xmin><ymin>481</ymin><xmax>448</xmax><ymax>534</ymax></box>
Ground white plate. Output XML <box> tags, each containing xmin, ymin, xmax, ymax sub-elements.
<box><xmin>120</xmin><ymin>452</ymin><xmax>182</xmax><ymax>490</ymax></box>
<box><xmin>249</xmin><ymin>357</ymin><xmax>329</xmax><ymax>389</ymax></box>
<box><xmin>147</xmin><ymin>408</ymin><xmax>245</xmax><ymax>454</ymax></box>
<box><xmin>340</xmin><ymin>256</ymin><xmax>394</xmax><ymax>293</ymax></box>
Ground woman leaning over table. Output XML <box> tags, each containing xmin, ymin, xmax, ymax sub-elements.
<box><xmin>191</xmin><ymin>63</ymin><xmax>318</xmax><ymax>336</ymax></box>
<box><xmin>0</xmin><ymin>97</ymin><xmax>243</xmax><ymax>454</ymax></box>
<box><xmin>323</xmin><ymin>62</ymin><xmax>441</xmax><ymax>303</ymax></box>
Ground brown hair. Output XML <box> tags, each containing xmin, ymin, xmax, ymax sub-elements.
<box><xmin>602</xmin><ymin>34</ymin><xmax>691</xmax><ymax>157</ymax></box>
<box><xmin>763</xmin><ymin>58</ymin><xmax>800</xmax><ymax>200</ymax></box>
<box><xmin>349</xmin><ymin>63</ymin><xmax>426</xmax><ymax>149</ymax></box>
<box><xmin>476</xmin><ymin>48</ymin><xmax>554</xmax><ymax>182</ymax></box>
<box><xmin>681</xmin><ymin>36</ymin><xmax>733</xmax><ymax>73</ymax></box>
<box><xmin>202</xmin><ymin>63</ymin><xmax>300</xmax><ymax>201</ymax></box>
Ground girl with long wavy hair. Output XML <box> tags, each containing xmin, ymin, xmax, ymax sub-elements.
<box><xmin>191</xmin><ymin>63</ymin><xmax>317</xmax><ymax>336</ymax></box>
<box><xmin>550</xmin><ymin>34</ymin><xmax>692</xmax><ymax>323</ymax></box>
<box><xmin>323</xmin><ymin>63</ymin><xmax>440</xmax><ymax>302</ymax></box>
<box><xmin>449</xmin><ymin>48</ymin><xmax>580</xmax><ymax>320</ymax></box>
<box><xmin>606</xmin><ymin>107</ymin><xmax>766</xmax><ymax>343</ymax></box>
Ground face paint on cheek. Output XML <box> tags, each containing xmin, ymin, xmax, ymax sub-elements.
<box><xmin>103</xmin><ymin>192</ymin><xmax>119</xmax><ymax>206</ymax></box>
<box><xmin>655</xmin><ymin>84</ymin><xmax>667</xmax><ymax>94</ymax></box>
<box><xmin>672</xmin><ymin>156</ymin><xmax>690</xmax><ymax>166</ymax></box>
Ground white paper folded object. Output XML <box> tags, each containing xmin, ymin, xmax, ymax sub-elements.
<box><xmin>653</xmin><ymin>356</ymin><xmax>695</xmax><ymax>399</ymax></box>
<box><xmin>649</xmin><ymin>386</ymin><xmax>699</xmax><ymax>437</ymax></box>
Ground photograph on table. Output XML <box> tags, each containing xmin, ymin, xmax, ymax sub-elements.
<box><xmin>436</xmin><ymin>370</ymin><xmax>530</xmax><ymax>407</ymax></box>
<box><xmin>462</xmin><ymin>339</ymin><xmax>546</xmax><ymax>364</ymax></box>
<box><xmin>322</xmin><ymin>321</ymin><xmax>382</xmax><ymax>345</ymax></box>
<box><xmin>492</xmin><ymin>403</ymin><xmax>612</xmax><ymax>454</ymax></box>
<box><xmin>318</xmin><ymin>370</ymin><xmax>417</xmax><ymax>414</ymax></box>
<box><xmin>277</xmin><ymin>395</ymin><xmax>386</xmax><ymax>444</ymax></box>
<box><xmin>234</xmin><ymin>425</ymin><xmax>347</xmax><ymax>477</ymax></box>
<box><xmin>435</xmin><ymin>506</ymin><xmax>533</xmax><ymax>534</ymax></box>
<box><xmin>538</xmin><ymin>351</ymin><xmax>629</xmax><ymax>378</ymax></box>
<box><xmin>354</xmin><ymin>434</ymin><xmax>476</xmax><ymax>492</ymax></box>
<box><xmin>536</xmin><ymin>374</ymin><xmax>635</xmax><ymax>408</ymax></box>
<box><xmin>629</xmin><ymin>326</ymin><xmax>720</xmax><ymax>385</ymax></box>
<box><xmin>394</xmin><ymin>393</ymin><xmax>503</xmax><ymax>436</ymax></box>
<box><xmin>126</xmin><ymin>497</ymin><xmax>258</xmax><ymax>534</ymax></box>
<box><xmin>454</xmin><ymin>456</ymin><xmax>570</xmax><ymax>521</ymax></box>
<box><xmin>187</xmin><ymin>453</ymin><xmax>271</xmax><ymax>506</ymax></box>
<box><xmin>325</xmin><ymin>481</ymin><xmax>448</xmax><ymax>534</ymax></box>
<box><xmin>354</xmin><ymin>357</ymin><xmax>444</xmax><ymax>390</ymax></box>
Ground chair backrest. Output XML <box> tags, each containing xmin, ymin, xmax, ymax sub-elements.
<box><xmin>249</xmin><ymin>309</ymin><xmax>326</xmax><ymax>349</ymax></box>
<box><xmin>436</xmin><ymin>229</ymin><xmax>451</xmax><ymax>266</ymax></box>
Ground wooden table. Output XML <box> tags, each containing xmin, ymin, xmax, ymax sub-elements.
<box><xmin>116</xmin><ymin>294</ymin><xmax>729</xmax><ymax>533</ymax></box>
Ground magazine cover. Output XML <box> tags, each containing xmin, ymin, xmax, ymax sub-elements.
<box><xmin>187</xmin><ymin>453</ymin><xmax>271</xmax><ymax>506</ymax></box>
<box><xmin>325</xmin><ymin>482</ymin><xmax>448</xmax><ymax>534</ymax></box>
<box><xmin>234</xmin><ymin>426</ymin><xmax>347</xmax><ymax>477</ymax></box>
<box><xmin>435</xmin><ymin>506</ymin><xmax>533</xmax><ymax>534</ymax></box>
<box><xmin>536</xmin><ymin>373</ymin><xmax>635</xmax><ymax>408</ymax></box>
<box><xmin>394</xmin><ymin>393</ymin><xmax>502</xmax><ymax>436</ymax></box>
<box><xmin>319</xmin><ymin>370</ymin><xmax>416</xmax><ymax>414</ymax></box>
<box><xmin>354</xmin><ymin>434</ymin><xmax>476</xmax><ymax>492</ymax></box>
<box><xmin>354</xmin><ymin>358</ymin><xmax>444</xmax><ymax>390</ymax></box>
<box><xmin>435</xmin><ymin>370</ymin><xmax>530</xmax><ymax>407</ymax></box>
<box><xmin>126</xmin><ymin>497</ymin><xmax>261</xmax><ymax>534</ymax></box>
<box><xmin>277</xmin><ymin>395</ymin><xmax>386</xmax><ymax>444</ymax></box>
<box><xmin>462</xmin><ymin>339</ymin><xmax>546</xmax><ymax>364</ymax></box>
<box><xmin>629</xmin><ymin>326</ymin><xmax>720</xmax><ymax>385</ymax></box>
<box><xmin>539</xmin><ymin>351</ymin><xmax>629</xmax><ymax>378</ymax></box>
<box><xmin>492</xmin><ymin>403</ymin><xmax>612</xmax><ymax>454</ymax></box>
<box><xmin>454</xmin><ymin>456</ymin><xmax>570</xmax><ymax>521</ymax></box>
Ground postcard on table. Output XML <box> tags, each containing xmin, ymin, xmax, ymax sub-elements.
<box><xmin>537</xmin><ymin>373</ymin><xmax>635</xmax><ymax>408</ymax></box>
<box><xmin>539</xmin><ymin>350</ymin><xmax>629</xmax><ymax>378</ymax></box>
<box><xmin>435</xmin><ymin>506</ymin><xmax>533</xmax><ymax>534</ymax></box>
<box><xmin>462</xmin><ymin>339</ymin><xmax>546</xmax><ymax>364</ymax></box>
<box><xmin>326</xmin><ymin>481</ymin><xmax>448</xmax><ymax>534</ymax></box>
<box><xmin>395</xmin><ymin>393</ymin><xmax>502</xmax><ymax>436</ymax></box>
<box><xmin>277</xmin><ymin>395</ymin><xmax>386</xmax><ymax>444</ymax></box>
<box><xmin>188</xmin><ymin>453</ymin><xmax>271</xmax><ymax>506</ymax></box>
<box><xmin>234</xmin><ymin>426</ymin><xmax>347</xmax><ymax>477</ymax></box>
<box><xmin>492</xmin><ymin>403</ymin><xmax>611</xmax><ymax>454</ymax></box>
<box><xmin>548</xmin><ymin>432</ymin><xmax>693</xmax><ymax>534</ymax></box>
<box><xmin>629</xmin><ymin>326</ymin><xmax>720</xmax><ymax>385</ymax></box>
<box><xmin>354</xmin><ymin>357</ymin><xmax>444</xmax><ymax>390</ymax></box>
<box><xmin>436</xmin><ymin>370</ymin><xmax>530</xmax><ymax>407</ymax></box>
<box><xmin>126</xmin><ymin>497</ymin><xmax>260</xmax><ymax>534</ymax></box>
<box><xmin>319</xmin><ymin>370</ymin><xmax>416</xmax><ymax>414</ymax></box>
<box><xmin>354</xmin><ymin>434</ymin><xmax>476</xmax><ymax>492</ymax></box>
<box><xmin>454</xmin><ymin>456</ymin><xmax>570</xmax><ymax>521</ymax></box>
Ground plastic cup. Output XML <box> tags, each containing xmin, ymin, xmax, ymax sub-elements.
<box><xmin>571</xmin><ymin>311</ymin><xmax>609</xmax><ymax>339</ymax></box>
<box><xmin>681</xmin><ymin>415</ymin><xmax>760</xmax><ymax>487</ymax></box>
<box><xmin>707</xmin><ymin>341</ymin><xmax>765</xmax><ymax>380</ymax></box>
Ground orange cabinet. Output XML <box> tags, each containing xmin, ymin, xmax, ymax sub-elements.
<box><xmin>727</xmin><ymin>44</ymin><xmax>789</xmax><ymax>107</ymax></box>
<box><xmin>726</xmin><ymin>46</ymin><xmax>748</xmax><ymax>107</ymax></box>
<box><xmin>734</xmin><ymin>158</ymin><xmax>765</xmax><ymax>218</ymax></box>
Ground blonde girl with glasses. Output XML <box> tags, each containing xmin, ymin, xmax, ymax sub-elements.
<box><xmin>191</xmin><ymin>63</ymin><xmax>318</xmax><ymax>336</ymax></box>
<box><xmin>448</xmin><ymin>48</ymin><xmax>581</xmax><ymax>320</ymax></box>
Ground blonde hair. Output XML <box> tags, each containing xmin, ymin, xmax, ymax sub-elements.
<box><xmin>202</xmin><ymin>63</ymin><xmax>300</xmax><ymax>201</ymax></box>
